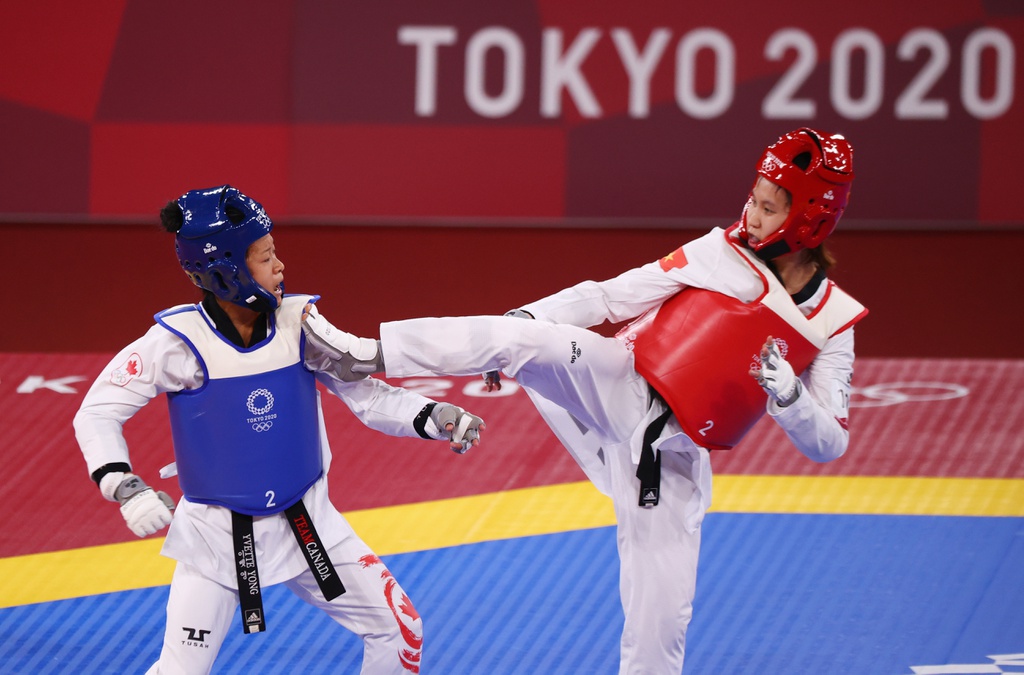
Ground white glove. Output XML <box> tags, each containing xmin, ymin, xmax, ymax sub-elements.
<box><xmin>483</xmin><ymin>309</ymin><xmax>534</xmax><ymax>391</ymax></box>
<box><xmin>114</xmin><ymin>474</ymin><xmax>175</xmax><ymax>537</ymax></box>
<box><xmin>753</xmin><ymin>337</ymin><xmax>801</xmax><ymax>407</ymax></box>
<box><xmin>430</xmin><ymin>403</ymin><xmax>485</xmax><ymax>454</ymax></box>
<box><xmin>302</xmin><ymin>303</ymin><xmax>383</xmax><ymax>381</ymax></box>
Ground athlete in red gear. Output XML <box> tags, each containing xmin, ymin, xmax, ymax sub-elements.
<box><xmin>335</xmin><ymin>129</ymin><xmax>865</xmax><ymax>673</ymax></box>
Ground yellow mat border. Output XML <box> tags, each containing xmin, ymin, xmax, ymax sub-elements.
<box><xmin>2</xmin><ymin>475</ymin><xmax>1021</xmax><ymax>609</ymax></box>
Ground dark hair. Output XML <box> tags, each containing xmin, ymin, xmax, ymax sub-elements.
<box><xmin>801</xmin><ymin>244</ymin><xmax>835</xmax><ymax>272</ymax></box>
<box><xmin>160</xmin><ymin>201</ymin><xmax>183</xmax><ymax>233</ymax></box>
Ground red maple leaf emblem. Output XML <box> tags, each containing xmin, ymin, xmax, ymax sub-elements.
<box><xmin>110</xmin><ymin>352</ymin><xmax>143</xmax><ymax>387</ymax></box>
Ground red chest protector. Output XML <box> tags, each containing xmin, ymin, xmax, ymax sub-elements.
<box><xmin>618</xmin><ymin>232</ymin><xmax>866</xmax><ymax>450</ymax></box>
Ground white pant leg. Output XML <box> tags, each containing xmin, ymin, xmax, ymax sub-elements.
<box><xmin>380</xmin><ymin>316</ymin><xmax>649</xmax><ymax>443</ymax></box>
<box><xmin>284</xmin><ymin>536</ymin><xmax>423</xmax><ymax>675</ymax></box>
<box><xmin>146</xmin><ymin>562</ymin><xmax>238</xmax><ymax>675</ymax></box>
<box><xmin>383</xmin><ymin>315</ymin><xmax>701</xmax><ymax>672</ymax></box>
<box><xmin>609</xmin><ymin>442</ymin><xmax>703</xmax><ymax>675</ymax></box>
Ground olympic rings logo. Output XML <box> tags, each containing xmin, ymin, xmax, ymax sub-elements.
<box><xmin>246</xmin><ymin>388</ymin><xmax>275</xmax><ymax>416</ymax></box>
<box><xmin>252</xmin><ymin>421</ymin><xmax>274</xmax><ymax>433</ymax></box>
<box><xmin>849</xmin><ymin>381</ymin><xmax>969</xmax><ymax>408</ymax></box>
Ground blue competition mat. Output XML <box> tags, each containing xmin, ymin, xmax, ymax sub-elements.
<box><xmin>2</xmin><ymin>513</ymin><xmax>1021</xmax><ymax>674</ymax></box>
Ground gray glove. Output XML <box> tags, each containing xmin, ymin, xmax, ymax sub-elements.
<box><xmin>430</xmin><ymin>403</ymin><xmax>485</xmax><ymax>454</ymax></box>
<box><xmin>302</xmin><ymin>303</ymin><xmax>383</xmax><ymax>381</ymax></box>
<box><xmin>483</xmin><ymin>309</ymin><xmax>534</xmax><ymax>392</ymax></box>
<box><xmin>114</xmin><ymin>474</ymin><xmax>175</xmax><ymax>537</ymax></box>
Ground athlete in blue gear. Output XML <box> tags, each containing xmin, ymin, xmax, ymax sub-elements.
<box><xmin>74</xmin><ymin>185</ymin><xmax>484</xmax><ymax>674</ymax></box>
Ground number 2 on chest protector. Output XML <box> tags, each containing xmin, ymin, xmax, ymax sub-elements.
<box><xmin>699</xmin><ymin>420</ymin><xmax>714</xmax><ymax>436</ymax></box>
<box><xmin>266</xmin><ymin>490</ymin><xmax>277</xmax><ymax>508</ymax></box>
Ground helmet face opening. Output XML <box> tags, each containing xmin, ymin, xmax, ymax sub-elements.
<box><xmin>739</xmin><ymin>128</ymin><xmax>854</xmax><ymax>257</ymax></box>
<box><xmin>173</xmin><ymin>185</ymin><xmax>277</xmax><ymax>312</ymax></box>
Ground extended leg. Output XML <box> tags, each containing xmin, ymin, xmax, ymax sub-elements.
<box><xmin>380</xmin><ymin>316</ymin><xmax>648</xmax><ymax>443</ymax></box>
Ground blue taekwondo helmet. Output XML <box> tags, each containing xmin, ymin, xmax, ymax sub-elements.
<box><xmin>173</xmin><ymin>185</ymin><xmax>278</xmax><ymax>312</ymax></box>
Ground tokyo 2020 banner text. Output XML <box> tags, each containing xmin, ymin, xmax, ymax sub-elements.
<box><xmin>0</xmin><ymin>0</ymin><xmax>1019</xmax><ymax>227</ymax></box>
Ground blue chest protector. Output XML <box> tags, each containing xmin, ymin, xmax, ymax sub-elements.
<box><xmin>158</xmin><ymin>296</ymin><xmax>323</xmax><ymax>516</ymax></box>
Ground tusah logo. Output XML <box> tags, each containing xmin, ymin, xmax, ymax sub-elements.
<box><xmin>181</xmin><ymin>627</ymin><xmax>212</xmax><ymax>648</ymax></box>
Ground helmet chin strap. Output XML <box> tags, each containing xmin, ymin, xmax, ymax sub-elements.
<box><xmin>237</xmin><ymin>289</ymin><xmax>279</xmax><ymax>315</ymax></box>
<box><xmin>738</xmin><ymin>222</ymin><xmax>793</xmax><ymax>261</ymax></box>
<box><xmin>750</xmin><ymin>237</ymin><xmax>792</xmax><ymax>261</ymax></box>
<box><xmin>227</xmin><ymin>266</ymin><xmax>282</xmax><ymax>315</ymax></box>
<box><xmin>216</xmin><ymin>277</ymin><xmax>281</xmax><ymax>315</ymax></box>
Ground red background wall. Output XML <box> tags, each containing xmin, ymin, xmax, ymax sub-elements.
<box><xmin>2</xmin><ymin>1</ymin><xmax>1021</xmax><ymax>358</ymax></box>
<box><xmin>2</xmin><ymin>1</ymin><xmax>1022</xmax><ymax>227</ymax></box>
<box><xmin>5</xmin><ymin>223</ymin><xmax>1021</xmax><ymax>358</ymax></box>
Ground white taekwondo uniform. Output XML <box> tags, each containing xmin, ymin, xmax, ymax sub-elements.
<box><xmin>378</xmin><ymin>225</ymin><xmax>866</xmax><ymax>674</ymax></box>
<box><xmin>75</xmin><ymin>295</ymin><xmax>440</xmax><ymax>674</ymax></box>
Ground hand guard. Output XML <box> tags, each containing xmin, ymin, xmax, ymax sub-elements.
<box><xmin>114</xmin><ymin>474</ymin><xmax>175</xmax><ymax>538</ymax></box>
<box><xmin>430</xmin><ymin>403</ymin><xmax>485</xmax><ymax>454</ymax></box>
<box><xmin>303</xmin><ymin>303</ymin><xmax>383</xmax><ymax>381</ymax></box>
<box><xmin>754</xmin><ymin>337</ymin><xmax>802</xmax><ymax>407</ymax></box>
<box><xmin>483</xmin><ymin>309</ymin><xmax>534</xmax><ymax>392</ymax></box>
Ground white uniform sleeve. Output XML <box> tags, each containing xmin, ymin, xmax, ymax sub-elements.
<box><xmin>314</xmin><ymin>372</ymin><xmax>441</xmax><ymax>439</ymax></box>
<box><xmin>73</xmin><ymin>325</ymin><xmax>201</xmax><ymax>477</ymax></box>
<box><xmin>766</xmin><ymin>327</ymin><xmax>856</xmax><ymax>462</ymax></box>
<box><xmin>521</xmin><ymin>229</ymin><xmax>727</xmax><ymax>328</ymax></box>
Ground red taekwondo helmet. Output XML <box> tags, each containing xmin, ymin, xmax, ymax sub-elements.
<box><xmin>173</xmin><ymin>185</ymin><xmax>278</xmax><ymax>312</ymax></box>
<box><xmin>739</xmin><ymin>128</ymin><xmax>854</xmax><ymax>258</ymax></box>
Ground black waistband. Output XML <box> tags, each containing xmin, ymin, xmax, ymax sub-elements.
<box><xmin>231</xmin><ymin>501</ymin><xmax>346</xmax><ymax>635</ymax></box>
<box><xmin>636</xmin><ymin>409</ymin><xmax>673</xmax><ymax>507</ymax></box>
<box><xmin>232</xmin><ymin>510</ymin><xmax>266</xmax><ymax>634</ymax></box>
<box><xmin>284</xmin><ymin>500</ymin><xmax>346</xmax><ymax>601</ymax></box>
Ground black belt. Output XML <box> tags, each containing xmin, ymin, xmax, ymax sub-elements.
<box><xmin>231</xmin><ymin>500</ymin><xmax>346</xmax><ymax>635</ymax></box>
<box><xmin>284</xmin><ymin>500</ymin><xmax>346</xmax><ymax>601</ymax></box>
<box><xmin>636</xmin><ymin>409</ymin><xmax>673</xmax><ymax>507</ymax></box>
<box><xmin>232</xmin><ymin>510</ymin><xmax>266</xmax><ymax>634</ymax></box>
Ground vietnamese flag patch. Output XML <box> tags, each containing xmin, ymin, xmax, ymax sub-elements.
<box><xmin>659</xmin><ymin>246</ymin><xmax>688</xmax><ymax>271</ymax></box>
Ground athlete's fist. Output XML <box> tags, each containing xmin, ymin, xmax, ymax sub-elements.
<box><xmin>114</xmin><ymin>475</ymin><xmax>175</xmax><ymax>537</ymax></box>
<box><xmin>750</xmin><ymin>336</ymin><xmax>801</xmax><ymax>407</ymax></box>
<box><xmin>431</xmin><ymin>403</ymin><xmax>485</xmax><ymax>454</ymax></box>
